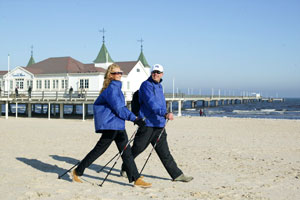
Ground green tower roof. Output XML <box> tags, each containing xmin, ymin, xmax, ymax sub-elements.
<box><xmin>138</xmin><ymin>51</ymin><xmax>150</xmax><ymax>68</ymax></box>
<box><xmin>93</xmin><ymin>43</ymin><xmax>114</xmax><ymax>63</ymax></box>
<box><xmin>27</xmin><ymin>55</ymin><xmax>35</xmax><ymax>66</ymax></box>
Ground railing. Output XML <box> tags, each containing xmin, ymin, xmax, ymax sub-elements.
<box><xmin>164</xmin><ymin>93</ymin><xmax>258</xmax><ymax>99</ymax></box>
<box><xmin>0</xmin><ymin>91</ymin><xmax>260</xmax><ymax>101</ymax></box>
<box><xmin>0</xmin><ymin>90</ymin><xmax>135</xmax><ymax>101</ymax></box>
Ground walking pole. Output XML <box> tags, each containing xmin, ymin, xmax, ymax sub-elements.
<box><xmin>139</xmin><ymin>120</ymin><xmax>168</xmax><ymax>176</ymax></box>
<box><xmin>96</xmin><ymin>152</ymin><xmax>119</xmax><ymax>173</ymax></box>
<box><xmin>58</xmin><ymin>161</ymin><xmax>80</xmax><ymax>179</ymax></box>
<box><xmin>96</xmin><ymin>126</ymin><xmax>139</xmax><ymax>174</ymax></box>
<box><xmin>98</xmin><ymin>127</ymin><xmax>139</xmax><ymax>187</ymax></box>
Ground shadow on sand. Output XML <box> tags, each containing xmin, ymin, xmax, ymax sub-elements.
<box><xmin>16</xmin><ymin>154</ymin><xmax>170</xmax><ymax>187</ymax></box>
<box><xmin>50</xmin><ymin>155</ymin><xmax>171</xmax><ymax>181</ymax></box>
<box><xmin>16</xmin><ymin>156</ymin><xmax>132</xmax><ymax>186</ymax></box>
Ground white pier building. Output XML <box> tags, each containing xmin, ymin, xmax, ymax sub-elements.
<box><xmin>0</xmin><ymin>39</ymin><xmax>151</xmax><ymax>100</ymax></box>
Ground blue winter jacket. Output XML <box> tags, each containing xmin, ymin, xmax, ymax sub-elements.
<box><xmin>139</xmin><ymin>76</ymin><xmax>167</xmax><ymax>128</ymax></box>
<box><xmin>93</xmin><ymin>80</ymin><xmax>136</xmax><ymax>132</ymax></box>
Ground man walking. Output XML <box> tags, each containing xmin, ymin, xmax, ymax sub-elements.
<box><xmin>28</xmin><ymin>86</ymin><xmax>32</xmax><ymax>98</ymax></box>
<box><xmin>121</xmin><ymin>64</ymin><xmax>193</xmax><ymax>182</ymax></box>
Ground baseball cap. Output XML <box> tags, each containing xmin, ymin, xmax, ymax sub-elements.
<box><xmin>151</xmin><ymin>64</ymin><xmax>164</xmax><ymax>73</ymax></box>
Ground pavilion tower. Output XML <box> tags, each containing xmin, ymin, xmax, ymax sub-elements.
<box><xmin>137</xmin><ymin>38</ymin><xmax>150</xmax><ymax>68</ymax></box>
<box><xmin>94</xmin><ymin>28</ymin><xmax>114</xmax><ymax>69</ymax></box>
<box><xmin>26</xmin><ymin>45</ymin><xmax>35</xmax><ymax>67</ymax></box>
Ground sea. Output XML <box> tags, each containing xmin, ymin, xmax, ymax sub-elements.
<box><xmin>2</xmin><ymin>98</ymin><xmax>300</xmax><ymax>120</ymax></box>
<box><xmin>174</xmin><ymin>98</ymin><xmax>300</xmax><ymax>120</ymax></box>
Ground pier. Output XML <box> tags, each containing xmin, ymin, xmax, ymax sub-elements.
<box><xmin>0</xmin><ymin>91</ymin><xmax>284</xmax><ymax>120</ymax></box>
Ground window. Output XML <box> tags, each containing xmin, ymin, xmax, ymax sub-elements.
<box><xmin>36</xmin><ymin>80</ymin><xmax>42</xmax><ymax>89</ymax></box>
<box><xmin>52</xmin><ymin>80</ymin><xmax>59</xmax><ymax>89</ymax></box>
<box><xmin>84</xmin><ymin>79</ymin><xmax>89</xmax><ymax>89</ymax></box>
<box><xmin>16</xmin><ymin>79</ymin><xmax>24</xmax><ymax>89</ymax></box>
<box><xmin>127</xmin><ymin>81</ymin><xmax>130</xmax><ymax>90</ymax></box>
<box><xmin>62</xmin><ymin>80</ymin><xmax>65</xmax><ymax>89</ymax></box>
<box><xmin>10</xmin><ymin>80</ymin><xmax>13</xmax><ymax>89</ymax></box>
<box><xmin>65</xmin><ymin>80</ymin><xmax>68</xmax><ymax>89</ymax></box>
<box><xmin>80</xmin><ymin>79</ymin><xmax>89</xmax><ymax>89</ymax></box>
<box><xmin>79</xmin><ymin>79</ymin><xmax>84</xmax><ymax>89</ymax></box>
<box><xmin>27</xmin><ymin>80</ymin><xmax>33</xmax><ymax>88</ymax></box>
<box><xmin>44</xmin><ymin>80</ymin><xmax>50</xmax><ymax>89</ymax></box>
<box><xmin>137</xmin><ymin>68</ymin><xmax>140</xmax><ymax>72</ymax></box>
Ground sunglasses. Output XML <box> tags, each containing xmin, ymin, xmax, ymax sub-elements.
<box><xmin>111</xmin><ymin>72</ymin><xmax>123</xmax><ymax>75</ymax></box>
<box><xmin>152</xmin><ymin>70</ymin><xmax>162</xmax><ymax>74</ymax></box>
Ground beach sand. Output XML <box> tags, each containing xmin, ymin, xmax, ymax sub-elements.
<box><xmin>0</xmin><ymin>116</ymin><xmax>299</xmax><ymax>200</ymax></box>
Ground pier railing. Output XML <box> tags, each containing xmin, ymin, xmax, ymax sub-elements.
<box><xmin>0</xmin><ymin>91</ymin><xmax>264</xmax><ymax>101</ymax></box>
<box><xmin>1</xmin><ymin>90</ymin><xmax>285</xmax><ymax>104</ymax></box>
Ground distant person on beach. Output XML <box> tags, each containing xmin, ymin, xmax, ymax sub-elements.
<box><xmin>121</xmin><ymin>64</ymin><xmax>193</xmax><ymax>182</ymax></box>
<box><xmin>28</xmin><ymin>86</ymin><xmax>32</xmax><ymax>98</ymax></box>
<box><xmin>69</xmin><ymin>86</ymin><xmax>73</xmax><ymax>99</ymax></box>
<box><xmin>199</xmin><ymin>108</ymin><xmax>206</xmax><ymax>117</ymax></box>
<box><xmin>72</xmin><ymin>64</ymin><xmax>151</xmax><ymax>188</ymax></box>
<box><xmin>15</xmin><ymin>87</ymin><xmax>18</xmax><ymax>97</ymax></box>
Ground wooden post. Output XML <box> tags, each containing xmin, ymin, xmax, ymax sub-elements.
<box><xmin>82</xmin><ymin>103</ymin><xmax>85</xmax><ymax>121</ymax></box>
<box><xmin>177</xmin><ymin>100</ymin><xmax>182</xmax><ymax>116</ymax></box>
<box><xmin>48</xmin><ymin>102</ymin><xmax>51</xmax><ymax>120</ymax></box>
<box><xmin>5</xmin><ymin>101</ymin><xmax>8</xmax><ymax>119</ymax></box>
<box><xmin>60</xmin><ymin>103</ymin><xmax>64</xmax><ymax>119</ymax></box>
<box><xmin>15</xmin><ymin>102</ymin><xmax>18</xmax><ymax>118</ymax></box>
<box><xmin>28</xmin><ymin>103</ymin><xmax>32</xmax><ymax>117</ymax></box>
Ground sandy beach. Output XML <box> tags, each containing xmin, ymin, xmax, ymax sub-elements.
<box><xmin>0</xmin><ymin>116</ymin><xmax>299</xmax><ymax>200</ymax></box>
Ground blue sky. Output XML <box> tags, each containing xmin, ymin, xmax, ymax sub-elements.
<box><xmin>0</xmin><ymin>0</ymin><xmax>299</xmax><ymax>97</ymax></box>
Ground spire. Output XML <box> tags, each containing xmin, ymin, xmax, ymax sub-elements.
<box><xmin>100</xmin><ymin>28</ymin><xmax>105</xmax><ymax>44</ymax></box>
<box><xmin>137</xmin><ymin>38</ymin><xmax>150</xmax><ymax>68</ymax></box>
<box><xmin>27</xmin><ymin>45</ymin><xmax>35</xmax><ymax>66</ymax></box>
<box><xmin>94</xmin><ymin>28</ymin><xmax>114</xmax><ymax>64</ymax></box>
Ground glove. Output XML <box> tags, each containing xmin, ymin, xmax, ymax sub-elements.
<box><xmin>134</xmin><ymin>118</ymin><xmax>146</xmax><ymax>127</ymax></box>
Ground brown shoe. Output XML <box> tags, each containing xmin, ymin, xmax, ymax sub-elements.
<box><xmin>134</xmin><ymin>177</ymin><xmax>152</xmax><ymax>188</ymax></box>
<box><xmin>72</xmin><ymin>169</ymin><xmax>82</xmax><ymax>183</ymax></box>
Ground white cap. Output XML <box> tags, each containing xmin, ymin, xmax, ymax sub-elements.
<box><xmin>151</xmin><ymin>64</ymin><xmax>164</xmax><ymax>73</ymax></box>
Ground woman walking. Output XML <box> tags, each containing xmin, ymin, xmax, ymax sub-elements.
<box><xmin>72</xmin><ymin>64</ymin><xmax>151</xmax><ymax>188</ymax></box>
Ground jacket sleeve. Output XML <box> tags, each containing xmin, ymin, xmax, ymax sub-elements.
<box><xmin>106</xmin><ymin>86</ymin><xmax>136</xmax><ymax>122</ymax></box>
<box><xmin>140</xmin><ymin>82</ymin><xmax>166</xmax><ymax>117</ymax></box>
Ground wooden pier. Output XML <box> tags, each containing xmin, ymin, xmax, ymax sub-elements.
<box><xmin>0</xmin><ymin>91</ymin><xmax>284</xmax><ymax>120</ymax></box>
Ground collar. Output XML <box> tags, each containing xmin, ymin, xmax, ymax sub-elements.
<box><xmin>148</xmin><ymin>76</ymin><xmax>163</xmax><ymax>84</ymax></box>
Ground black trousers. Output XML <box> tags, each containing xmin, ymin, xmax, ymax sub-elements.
<box><xmin>123</xmin><ymin>126</ymin><xmax>183</xmax><ymax>180</ymax></box>
<box><xmin>75</xmin><ymin>130</ymin><xmax>139</xmax><ymax>183</ymax></box>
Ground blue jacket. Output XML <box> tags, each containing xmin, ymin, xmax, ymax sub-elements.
<box><xmin>93</xmin><ymin>80</ymin><xmax>136</xmax><ymax>132</ymax></box>
<box><xmin>139</xmin><ymin>76</ymin><xmax>167</xmax><ymax>128</ymax></box>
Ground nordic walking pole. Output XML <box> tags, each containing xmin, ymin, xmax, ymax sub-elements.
<box><xmin>98</xmin><ymin>127</ymin><xmax>139</xmax><ymax>187</ymax></box>
<box><xmin>96</xmin><ymin>152</ymin><xmax>119</xmax><ymax>173</ymax></box>
<box><xmin>139</xmin><ymin>120</ymin><xmax>168</xmax><ymax>176</ymax></box>
<box><xmin>96</xmin><ymin>126</ymin><xmax>139</xmax><ymax>174</ymax></box>
<box><xmin>58</xmin><ymin>161</ymin><xmax>80</xmax><ymax>179</ymax></box>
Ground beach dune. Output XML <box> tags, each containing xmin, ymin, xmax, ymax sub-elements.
<box><xmin>0</xmin><ymin>117</ymin><xmax>299</xmax><ymax>200</ymax></box>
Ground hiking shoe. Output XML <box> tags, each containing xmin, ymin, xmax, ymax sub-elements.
<box><xmin>134</xmin><ymin>177</ymin><xmax>151</xmax><ymax>188</ymax></box>
<box><xmin>72</xmin><ymin>169</ymin><xmax>82</xmax><ymax>183</ymax></box>
<box><xmin>174</xmin><ymin>174</ymin><xmax>193</xmax><ymax>182</ymax></box>
<box><xmin>120</xmin><ymin>170</ymin><xmax>127</xmax><ymax>178</ymax></box>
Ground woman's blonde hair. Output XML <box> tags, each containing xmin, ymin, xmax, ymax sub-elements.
<box><xmin>100</xmin><ymin>64</ymin><xmax>121</xmax><ymax>94</ymax></box>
